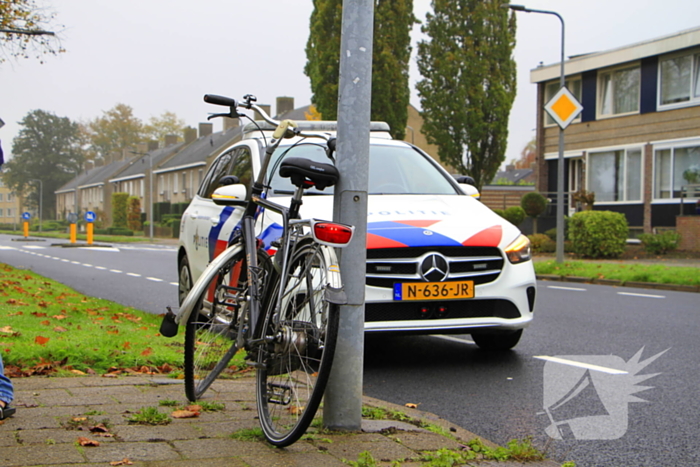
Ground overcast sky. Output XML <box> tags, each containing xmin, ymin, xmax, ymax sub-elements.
<box><xmin>3</xmin><ymin>0</ymin><xmax>700</xmax><ymax>168</ymax></box>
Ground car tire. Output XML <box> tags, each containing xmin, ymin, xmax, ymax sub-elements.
<box><xmin>471</xmin><ymin>329</ymin><xmax>522</xmax><ymax>351</ymax></box>
<box><xmin>178</xmin><ymin>255</ymin><xmax>193</xmax><ymax>306</ymax></box>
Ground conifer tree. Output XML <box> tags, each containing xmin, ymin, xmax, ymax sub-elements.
<box><xmin>305</xmin><ymin>0</ymin><xmax>416</xmax><ymax>140</ymax></box>
<box><xmin>416</xmin><ymin>0</ymin><xmax>516</xmax><ymax>189</ymax></box>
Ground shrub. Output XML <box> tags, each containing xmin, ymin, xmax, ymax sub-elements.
<box><xmin>568</xmin><ymin>210</ymin><xmax>628</xmax><ymax>258</ymax></box>
<box><xmin>638</xmin><ymin>231</ymin><xmax>681</xmax><ymax>254</ymax></box>
<box><xmin>521</xmin><ymin>192</ymin><xmax>548</xmax><ymax>233</ymax></box>
<box><xmin>112</xmin><ymin>192</ymin><xmax>129</xmax><ymax>228</ymax></box>
<box><xmin>492</xmin><ymin>208</ymin><xmax>505</xmax><ymax>218</ymax></box>
<box><xmin>127</xmin><ymin>196</ymin><xmax>142</xmax><ymax>231</ymax></box>
<box><xmin>544</xmin><ymin>228</ymin><xmax>557</xmax><ymax>242</ymax></box>
<box><xmin>528</xmin><ymin>233</ymin><xmax>555</xmax><ymax>253</ymax></box>
<box><xmin>503</xmin><ymin>206</ymin><xmax>526</xmax><ymax>226</ymax></box>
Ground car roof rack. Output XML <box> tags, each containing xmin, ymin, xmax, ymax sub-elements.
<box><xmin>243</xmin><ymin>120</ymin><xmax>391</xmax><ymax>136</ymax></box>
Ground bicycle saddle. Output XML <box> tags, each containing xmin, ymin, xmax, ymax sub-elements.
<box><xmin>279</xmin><ymin>157</ymin><xmax>339</xmax><ymax>190</ymax></box>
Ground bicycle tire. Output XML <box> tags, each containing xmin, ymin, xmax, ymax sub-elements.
<box><xmin>255</xmin><ymin>240</ymin><xmax>340</xmax><ymax>446</ymax></box>
<box><xmin>184</xmin><ymin>248</ymin><xmax>271</xmax><ymax>401</ymax></box>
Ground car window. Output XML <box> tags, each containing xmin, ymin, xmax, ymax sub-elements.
<box><xmin>266</xmin><ymin>143</ymin><xmax>458</xmax><ymax>196</ymax></box>
<box><xmin>198</xmin><ymin>150</ymin><xmax>233</xmax><ymax>198</ymax></box>
<box><xmin>229</xmin><ymin>146</ymin><xmax>253</xmax><ymax>197</ymax></box>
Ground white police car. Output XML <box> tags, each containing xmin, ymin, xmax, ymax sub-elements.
<box><xmin>178</xmin><ymin>121</ymin><xmax>536</xmax><ymax>350</ymax></box>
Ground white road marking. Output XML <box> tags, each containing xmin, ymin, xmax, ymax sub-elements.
<box><xmin>618</xmin><ymin>291</ymin><xmax>665</xmax><ymax>299</ymax></box>
<box><xmin>146</xmin><ymin>277</ymin><xmax>163</xmax><ymax>282</ymax></box>
<box><xmin>95</xmin><ymin>266</ymin><xmax>106</xmax><ymax>270</ymax></box>
<box><xmin>546</xmin><ymin>285</ymin><xmax>587</xmax><ymax>291</ymax></box>
<box><xmin>126</xmin><ymin>272</ymin><xmax>141</xmax><ymax>277</ymax></box>
<box><xmin>110</xmin><ymin>269</ymin><xmax>122</xmax><ymax>273</ymax></box>
<box><xmin>0</xmin><ymin>246</ymin><xmax>16</xmax><ymax>250</ymax></box>
<box><xmin>534</xmin><ymin>356</ymin><xmax>628</xmax><ymax>375</ymax></box>
<box><xmin>78</xmin><ymin>247</ymin><xmax>120</xmax><ymax>252</ymax></box>
<box><xmin>432</xmin><ymin>335</ymin><xmax>476</xmax><ymax>345</ymax></box>
<box><xmin>22</xmin><ymin>245</ymin><xmax>46</xmax><ymax>250</ymax></box>
<box><xmin>70</xmin><ymin>261</ymin><xmax>81</xmax><ymax>265</ymax></box>
<box><xmin>170</xmin><ymin>282</ymin><xmax>178</xmax><ymax>286</ymax></box>
<box><xmin>82</xmin><ymin>264</ymin><xmax>93</xmax><ymax>267</ymax></box>
<box><xmin>61</xmin><ymin>259</ymin><xmax>70</xmax><ymax>263</ymax></box>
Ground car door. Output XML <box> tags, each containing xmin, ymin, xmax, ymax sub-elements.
<box><xmin>184</xmin><ymin>143</ymin><xmax>257</xmax><ymax>282</ymax></box>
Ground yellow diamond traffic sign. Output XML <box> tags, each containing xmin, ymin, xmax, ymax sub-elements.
<box><xmin>545</xmin><ymin>86</ymin><xmax>583</xmax><ymax>129</ymax></box>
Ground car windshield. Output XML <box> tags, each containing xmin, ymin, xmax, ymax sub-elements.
<box><xmin>266</xmin><ymin>142</ymin><xmax>458</xmax><ymax>196</ymax></box>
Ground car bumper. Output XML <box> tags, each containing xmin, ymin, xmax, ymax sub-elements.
<box><xmin>363</xmin><ymin>260</ymin><xmax>536</xmax><ymax>334</ymax></box>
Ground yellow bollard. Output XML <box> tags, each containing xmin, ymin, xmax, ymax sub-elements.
<box><xmin>70</xmin><ymin>223</ymin><xmax>77</xmax><ymax>244</ymax></box>
<box><xmin>87</xmin><ymin>223</ymin><xmax>94</xmax><ymax>245</ymax></box>
<box><xmin>23</xmin><ymin>221</ymin><xmax>29</xmax><ymax>238</ymax></box>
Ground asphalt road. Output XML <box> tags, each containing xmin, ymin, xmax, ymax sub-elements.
<box><xmin>2</xmin><ymin>234</ymin><xmax>698</xmax><ymax>466</ymax></box>
<box><xmin>0</xmin><ymin>235</ymin><xmax>178</xmax><ymax>315</ymax></box>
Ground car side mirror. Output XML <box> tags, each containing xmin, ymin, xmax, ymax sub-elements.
<box><xmin>458</xmin><ymin>183</ymin><xmax>481</xmax><ymax>200</ymax></box>
<box><xmin>454</xmin><ymin>175</ymin><xmax>476</xmax><ymax>186</ymax></box>
<box><xmin>218</xmin><ymin>175</ymin><xmax>240</xmax><ymax>187</ymax></box>
<box><xmin>211</xmin><ymin>184</ymin><xmax>248</xmax><ymax>206</ymax></box>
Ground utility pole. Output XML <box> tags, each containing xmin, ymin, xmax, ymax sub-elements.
<box><xmin>30</xmin><ymin>179</ymin><xmax>43</xmax><ymax>232</ymax></box>
<box><xmin>324</xmin><ymin>0</ymin><xmax>374</xmax><ymax>431</ymax></box>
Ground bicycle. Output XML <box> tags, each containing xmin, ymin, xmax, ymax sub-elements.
<box><xmin>160</xmin><ymin>93</ymin><xmax>354</xmax><ymax>446</ymax></box>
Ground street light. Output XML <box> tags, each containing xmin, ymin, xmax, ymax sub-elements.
<box><xmin>504</xmin><ymin>4</ymin><xmax>567</xmax><ymax>263</ymax></box>
<box><xmin>131</xmin><ymin>150</ymin><xmax>154</xmax><ymax>242</ymax></box>
<box><xmin>30</xmin><ymin>179</ymin><xmax>43</xmax><ymax>232</ymax></box>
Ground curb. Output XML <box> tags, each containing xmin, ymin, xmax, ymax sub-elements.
<box><xmin>536</xmin><ymin>274</ymin><xmax>700</xmax><ymax>293</ymax></box>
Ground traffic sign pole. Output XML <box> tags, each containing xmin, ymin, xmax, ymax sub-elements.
<box><xmin>23</xmin><ymin>222</ymin><xmax>29</xmax><ymax>238</ymax></box>
<box><xmin>84</xmin><ymin>211</ymin><xmax>96</xmax><ymax>245</ymax></box>
<box><xmin>87</xmin><ymin>223</ymin><xmax>94</xmax><ymax>245</ymax></box>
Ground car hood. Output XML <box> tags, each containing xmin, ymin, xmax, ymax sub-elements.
<box><xmin>268</xmin><ymin>194</ymin><xmax>522</xmax><ymax>250</ymax></box>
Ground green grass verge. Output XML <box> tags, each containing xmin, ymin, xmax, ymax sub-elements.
<box><xmin>534</xmin><ymin>260</ymin><xmax>700</xmax><ymax>287</ymax></box>
<box><xmin>0</xmin><ymin>262</ymin><xmax>186</xmax><ymax>375</ymax></box>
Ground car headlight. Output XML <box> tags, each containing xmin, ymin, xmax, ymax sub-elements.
<box><xmin>504</xmin><ymin>234</ymin><xmax>532</xmax><ymax>264</ymax></box>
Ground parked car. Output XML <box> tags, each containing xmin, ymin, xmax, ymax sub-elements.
<box><xmin>178</xmin><ymin>121</ymin><xmax>536</xmax><ymax>350</ymax></box>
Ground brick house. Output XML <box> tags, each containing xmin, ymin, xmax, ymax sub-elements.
<box><xmin>531</xmin><ymin>26</ymin><xmax>700</xmax><ymax>233</ymax></box>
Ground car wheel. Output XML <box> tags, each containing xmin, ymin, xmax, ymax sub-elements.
<box><xmin>471</xmin><ymin>329</ymin><xmax>522</xmax><ymax>351</ymax></box>
<box><xmin>178</xmin><ymin>255</ymin><xmax>193</xmax><ymax>306</ymax></box>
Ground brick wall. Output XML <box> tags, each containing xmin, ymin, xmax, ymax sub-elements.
<box><xmin>676</xmin><ymin>216</ymin><xmax>700</xmax><ymax>251</ymax></box>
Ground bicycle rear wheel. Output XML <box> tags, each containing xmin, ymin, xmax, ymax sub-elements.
<box><xmin>184</xmin><ymin>248</ymin><xmax>264</xmax><ymax>402</ymax></box>
<box><xmin>255</xmin><ymin>241</ymin><xmax>339</xmax><ymax>446</ymax></box>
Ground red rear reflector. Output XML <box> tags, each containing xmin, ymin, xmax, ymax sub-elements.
<box><xmin>313</xmin><ymin>222</ymin><xmax>353</xmax><ymax>245</ymax></box>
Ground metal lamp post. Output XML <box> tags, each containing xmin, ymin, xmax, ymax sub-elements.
<box><xmin>30</xmin><ymin>179</ymin><xmax>43</xmax><ymax>232</ymax></box>
<box><xmin>131</xmin><ymin>151</ymin><xmax>154</xmax><ymax>242</ymax></box>
<box><xmin>506</xmin><ymin>4</ymin><xmax>567</xmax><ymax>263</ymax></box>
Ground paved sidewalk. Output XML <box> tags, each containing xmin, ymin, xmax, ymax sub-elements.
<box><xmin>1</xmin><ymin>376</ymin><xmax>561</xmax><ymax>467</ymax></box>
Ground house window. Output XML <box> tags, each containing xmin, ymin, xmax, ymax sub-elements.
<box><xmin>0</xmin><ymin>209</ymin><xmax>4</xmax><ymax>217</ymax></box>
<box><xmin>182</xmin><ymin>172</ymin><xmax>187</xmax><ymax>193</ymax></box>
<box><xmin>654</xmin><ymin>145</ymin><xmax>700</xmax><ymax>199</ymax></box>
<box><xmin>7</xmin><ymin>193</ymin><xmax>12</xmax><ymax>202</ymax></box>
<box><xmin>0</xmin><ymin>193</ymin><xmax>3</xmax><ymax>202</ymax></box>
<box><xmin>173</xmin><ymin>173</ymin><xmax>178</xmax><ymax>193</ymax></box>
<box><xmin>659</xmin><ymin>51</ymin><xmax>700</xmax><ymax>107</ymax></box>
<box><xmin>6</xmin><ymin>208</ymin><xmax>12</xmax><ymax>218</ymax></box>
<box><xmin>545</xmin><ymin>78</ymin><xmax>582</xmax><ymax>126</ymax></box>
<box><xmin>599</xmin><ymin>65</ymin><xmax>640</xmax><ymax>116</ymax></box>
<box><xmin>588</xmin><ymin>148</ymin><xmax>642</xmax><ymax>202</ymax></box>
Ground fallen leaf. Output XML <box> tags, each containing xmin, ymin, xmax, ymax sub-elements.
<box><xmin>90</xmin><ymin>423</ymin><xmax>110</xmax><ymax>433</ymax></box>
<box><xmin>77</xmin><ymin>436</ymin><xmax>100</xmax><ymax>447</ymax></box>
<box><xmin>31</xmin><ymin>312</ymin><xmax>48</xmax><ymax>317</ymax></box>
<box><xmin>172</xmin><ymin>410</ymin><xmax>199</xmax><ymax>419</ymax></box>
<box><xmin>70</xmin><ymin>369</ymin><xmax>86</xmax><ymax>375</ymax></box>
<box><xmin>109</xmin><ymin>459</ymin><xmax>134</xmax><ymax>466</ymax></box>
<box><xmin>405</xmin><ymin>403</ymin><xmax>419</xmax><ymax>409</ymax></box>
<box><xmin>185</xmin><ymin>405</ymin><xmax>202</xmax><ymax>412</ymax></box>
<box><xmin>35</xmin><ymin>336</ymin><xmax>50</xmax><ymax>345</ymax></box>
<box><xmin>53</xmin><ymin>326</ymin><xmax>68</xmax><ymax>333</ymax></box>
<box><xmin>38</xmin><ymin>301</ymin><xmax>49</xmax><ymax>308</ymax></box>
<box><xmin>141</xmin><ymin>348</ymin><xmax>153</xmax><ymax>357</ymax></box>
<box><xmin>286</xmin><ymin>405</ymin><xmax>305</xmax><ymax>415</ymax></box>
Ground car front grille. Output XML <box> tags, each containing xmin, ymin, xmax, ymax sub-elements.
<box><xmin>366</xmin><ymin>246</ymin><xmax>504</xmax><ymax>289</ymax></box>
<box><xmin>365</xmin><ymin>299</ymin><xmax>520</xmax><ymax>322</ymax></box>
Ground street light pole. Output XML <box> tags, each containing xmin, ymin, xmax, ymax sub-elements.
<box><xmin>30</xmin><ymin>179</ymin><xmax>43</xmax><ymax>232</ymax></box>
<box><xmin>506</xmin><ymin>4</ymin><xmax>566</xmax><ymax>263</ymax></box>
<box><xmin>130</xmin><ymin>150</ymin><xmax>154</xmax><ymax>242</ymax></box>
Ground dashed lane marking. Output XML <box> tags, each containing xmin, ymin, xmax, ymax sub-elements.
<box><xmin>126</xmin><ymin>272</ymin><xmax>141</xmax><ymax>277</ymax></box>
<box><xmin>146</xmin><ymin>277</ymin><xmax>163</xmax><ymax>282</ymax></box>
<box><xmin>546</xmin><ymin>285</ymin><xmax>587</xmax><ymax>291</ymax></box>
<box><xmin>617</xmin><ymin>291</ymin><xmax>665</xmax><ymax>299</ymax></box>
<box><xmin>534</xmin><ymin>355</ymin><xmax>628</xmax><ymax>375</ymax></box>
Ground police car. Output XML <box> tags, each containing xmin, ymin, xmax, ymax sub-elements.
<box><xmin>178</xmin><ymin>121</ymin><xmax>536</xmax><ymax>350</ymax></box>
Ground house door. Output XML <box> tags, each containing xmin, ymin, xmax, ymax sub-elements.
<box><xmin>568</xmin><ymin>158</ymin><xmax>583</xmax><ymax>215</ymax></box>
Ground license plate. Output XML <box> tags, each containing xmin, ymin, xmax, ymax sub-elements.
<box><xmin>393</xmin><ymin>280</ymin><xmax>475</xmax><ymax>301</ymax></box>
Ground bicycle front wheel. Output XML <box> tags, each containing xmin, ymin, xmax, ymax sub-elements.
<box><xmin>256</xmin><ymin>241</ymin><xmax>340</xmax><ymax>446</ymax></box>
<box><xmin>184</xmin><ymin>247</ymin><xmax>249</xmax><ymax>402</ymax></box>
